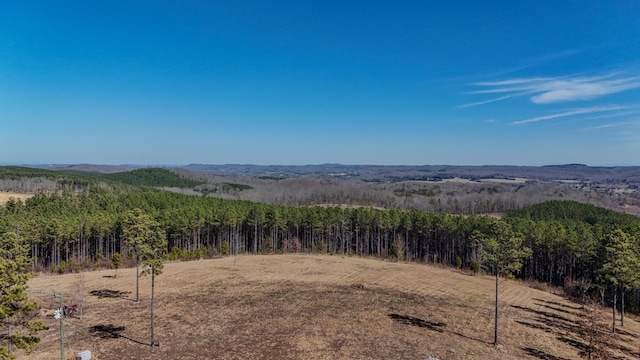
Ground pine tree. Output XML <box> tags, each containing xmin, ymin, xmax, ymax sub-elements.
<box><xmin>596</xmin><ymin>229</ymin><xmax>639</xmax><ymax>333</ymax></box>
<box><xmin>123</xmin><ymin>208</ymin><xmax>154</xmax><ymax>303</ymax></box>
<box><xmin>140</xmin><ymin>220</ymin><xmax>167</xmax><ymax>347</ymax></box>
<box><xmin>478</xmin><ymin>219</ymin><xmax>531</xmax><ymax>345</ymax></box>
<box><xmin>111</xmin><ymin>253</ymin><xmax>123</xmax><ymax>278</ymax></box>
<box><xmin>0</xmin><ymin>231</ymin><xmax>46</xmax><ymax>359</ymax></box>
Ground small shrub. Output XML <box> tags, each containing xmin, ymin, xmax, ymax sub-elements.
<box><xmin>577</xmin><ymin>298</ymin><xmax>614</xmax><ymax>359</ymax></box>
<box><xmin>167</xmin><ymin>247</ymin><xmax>185</xmax><ymax>261</ymax></box>
<box><xmin>264</xmin><ymin>237</ymin><xmax>274</xmax><ymax>253</ymax></box>
<box><xmin>111</xmin><ymin>253</ymin><xmax>122</xmax><ymax>268</ymax></box>
<box><xmin>470</xmin><ymin>261</ymin><xmax>480</xmax><ymax>274</ymax></box>
<box><xmin>390</xmin><ymin>239</ymin><xmax>405</xmax><ymax>261</ymax></box>
<box><xmin>57</xmin><ymin>261</ymin><xmax>68</xmax><ymax>274</ymax></box>
<box><xmin>319</xmin><ymin>241</ymin><xmax>327</xmax><ymax>254</ymax></box>
<box><xmin>191</xmin><ymin>247</ymin><xmax>207</xmax><ymax>260</ymax></box>
<box><xmin>111</xmin><ymin>253</ymin><xmax>123</xmax><ymax>278</ymax></box>
<box><xmin>221</xmin><ymin>241</ymin><xmax>230</xmax><ymax>255</ymax></box>
<box><xmin>455</xmin><ymin>256</ymin><xmax>462</xmax><ymax>269</ymax></box>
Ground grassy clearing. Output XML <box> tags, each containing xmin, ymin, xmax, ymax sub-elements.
<box><xmin>0</xmin><ymin>192</ymin><xmax>33</xmax><ymax>204</ymax></box>
<box><xmin>23</xmin><ymin>255</ymin><xmax>640</xmax><ymax>359</ymax></box>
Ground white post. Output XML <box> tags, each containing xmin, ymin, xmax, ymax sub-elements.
<box><xmin>53</xmin><ymin>293</ymin><xmax>64</xmax><ymax>360</ymax></box>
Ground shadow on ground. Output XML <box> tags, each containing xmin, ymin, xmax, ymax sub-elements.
<box><xmin>388</xmin><ymin>313</ymin><xmax>489</xmax><ymax>345</ymax></box>
<box><xmin>90</xmin><ymin>324</ymin><xmax>126</xmax><ymax>339</ymax></box>
<box><xmin>532</xmin><ymin>298</ymin><xmax>581</xmax><ymax>311</ymax></box>
<box><xmin>522</xmin><ymin>347</ymin><xmax>571</xmax><ymax>360</ymax></box>
<box><xmin>90</xmin><ymin>289</ymin><xmax>131</xmax><ymax>299</ymax></box>
<box><xmin>388</xmin><ymin>314</ymin><xmax>445</xmax><ymax>332</ymax></box>
<box><xmin>90</xmin><ymin>323</ymin><xmax>149</xmax><ymax>346</ymax></box>
<box><xmin>514</xmin><ymin>299</ymin><xmax>640</xmax><ymax>359</ymax></box>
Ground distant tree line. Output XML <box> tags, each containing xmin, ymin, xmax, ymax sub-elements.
<box><xmin>195</xmin><ymin>174</ymin><xmax>639</xmax><ymax>217</ymax></box>
<box><xmin>0</xmin><ymin>166</ymin><xmax>201</xmax><ymax>190</ymax></box>
<box><xmin>4</xmin><ymin>166</ymin><xmax>637</xmax><ymax>217</ymax></box>
<box><xmin>0</xmin><ymin>188</ymin><xmax>637</xmax><ymax>272</ymax></box>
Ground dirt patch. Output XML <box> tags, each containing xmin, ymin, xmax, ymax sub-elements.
<box><xmin>619</xmin><ymin>204</ymin><xmax>640</xmax><ymax>216</ymax></box>
<box><xmin>480</xmin><ymin>177</ymin><xmax>528</xmax><ymax>184</ymax></box>
<box><xmin>23</xmin><ymin>255</ymin><xmax>640</xmax><ymax>359</ymax></box>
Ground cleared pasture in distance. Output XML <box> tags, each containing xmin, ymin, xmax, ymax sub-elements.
<box><xmin>0</xmin><ymin>192</ymin><xmax>33</xmax><ymax>204</ymax></box>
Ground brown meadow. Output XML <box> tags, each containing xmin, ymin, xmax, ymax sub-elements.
<box><xmin>23</xmin><ymin>255</ymin><xmax>640</xmax><ymax>359</ymax></box>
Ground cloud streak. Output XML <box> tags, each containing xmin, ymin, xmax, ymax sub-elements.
<box><xmin>478</xmin><ymin>49</ymin><xmax>584</xmax><ymax>79</ymax></box>
<box><xmin>581</xmin><ymin>111</ymin><xmax>637</xmax><ymax>121</ymax></box>
<box><xmin>512</xmin><ymin>106</ymin><xmax>628</xmax><ymax>125</ymax></box>
<box><xmin>470</xmin><ymin>73</ymin><xmax>640</xmax><ymax>104</ymax></box>
<box><xmin>456</xmin><ymin>95</ymin><xmax>511</xmax><ymax>108</ymax></box>
<box><xmin>581</xmin><ymin>120</ymin><xmax>640</xmax><ymax>131</ymax></box>
<box><xmin>531</xmin><ymin>77</ymin><xmax>640</xmax><ymax>104</ymax></box>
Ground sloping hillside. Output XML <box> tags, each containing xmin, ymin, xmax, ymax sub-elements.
<box><xmin>0</xmin><ymin>166</ymin><xmax>202</xmax><ymax>192</ymax></box>
<box><xmin>24</xmin><ymin>256</ymin><xmax>639</xmax><ymax>359</ymax></box>
<box><xmin>101</xmin><ymin>168</ymin><xmax>202</xmax><ymax>188</ymax></box>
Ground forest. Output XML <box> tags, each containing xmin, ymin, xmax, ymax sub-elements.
<box><xmin>1</xmin><ymin>166</ymin><xmax>640</xmax><ymax>310</ymax></box>
<box><xmin>4</xmin><ymin>164</ymin><xmax>640</xmax><ymax>216</ymax></box>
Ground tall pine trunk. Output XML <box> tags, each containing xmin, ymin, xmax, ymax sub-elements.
<box><xmin>494</xmin><ymin>271</ymin><xmax>499</xmax><ymax>345</ymax></box>
<box><xmin>621</xmin><ymin>288</ymin><xmax>625</xmax><ymax>327</ymax></box>
<box><xmin>136</xmin><ymin>258</ymin><xmax>140</xmax><ymax>302</ymax></box>
<box><xmin>612</xmin><ymin>285</ymin><xmax>617</xmax><ymax>333</ymax></box>
<box><xmin>151</xmin><ymin>268</ymin><xmax>157</xmax><ymax>346</ymax></box>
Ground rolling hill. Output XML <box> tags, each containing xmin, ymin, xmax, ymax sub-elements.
<box><xmin>24</xmin><ymin>255</ymin><xmax>639</xmax><ymax>360</ymax></box>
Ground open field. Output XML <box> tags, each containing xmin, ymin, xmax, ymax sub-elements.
<box><xmin>24</xmin><ymin>255</ymin><xmax>640</xmax><ymax>360</ymax></box>
<box><xmin>0</xmin><ymin>192</ymin><xmax>33</xmax><ymax>204</ymax></box>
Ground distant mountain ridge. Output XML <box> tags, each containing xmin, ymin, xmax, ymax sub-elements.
<box><xmin>182</xmin><ymin>163</ymin><xmax>640</xmax><ymax>185</ymax></box>
<box><xmin>24</xmin><ymin>163</ymin><xmax>640</xmax><ymax>185</ymax></box>
<box><xmin>29</xmin><ymin>164</ymin><xmax>141</xmax><ymax>174</ymax></box>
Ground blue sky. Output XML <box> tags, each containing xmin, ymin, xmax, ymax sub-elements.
<box><xmin>2</xmin><ymin>1</ymin><xmax>639</xmax><ymax>166</ymax></box>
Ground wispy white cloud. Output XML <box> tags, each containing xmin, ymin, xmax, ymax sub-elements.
<box><xmin>457</xmin><ymin>95</ymin><xmax>511</xmax><ymax>108</ymax></box>
<box><xmin>469</xmin><ymin>73</ymin><xmax>640</xmax><ymax>104</ymax></box>
<box><xmin>581</xmin><ymin>120</ymin><xmax>640</xmax><ymax>131</ymax></box>
<box><xmin>581</xmin><ymin>111</ymin><xmax>637</xmax><ymax>121</ymax></box>
<box><xmin>512</xmin><ymin>106</ymin><xmax>628</xmax><ymax>125</ymax></box>
<box><xmin>480</xmin><ymin>49</ymin><xmax>583</xmax><ymax>78</ymax></box>
<box><xmin>475</xmin><ymin>77</ymin><xmax>554</xmax><ymax>87</ymax></box>
<box><xmin>531</xmin><ymin>77</ymin><xmax>640</xmax><ymax>104</ymax></box>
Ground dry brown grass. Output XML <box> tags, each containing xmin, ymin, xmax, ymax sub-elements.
<box><xmin>0</xmin><ymin>192</ymin><xmax>33</xmax><ymax>204</ymax></box>
<box><xmin>22</xmin><ymin>255</ymin><xmax>640</xmax><ymax>360</ymax></box>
